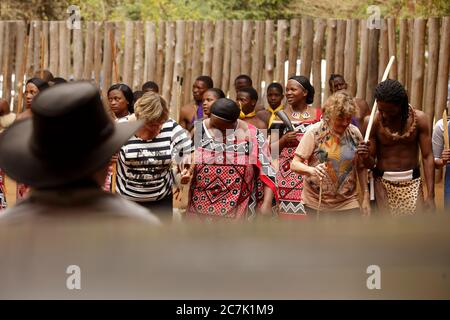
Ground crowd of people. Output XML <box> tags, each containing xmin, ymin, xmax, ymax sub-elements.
<box><xmin>0</xmin><ymin>69</ymin><xmax>449</xmax><ymax>222</ymax></box>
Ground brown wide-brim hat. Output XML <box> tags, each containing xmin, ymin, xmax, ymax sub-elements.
<box><xmin>0</xmin><ymin>81</ymin><xmax>143</xmax><ymax>189</ymax></box>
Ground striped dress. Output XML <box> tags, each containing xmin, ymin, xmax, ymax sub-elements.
<box><xmin>116</xmin><ymin>119</ymin><xmax>192</xmax><ymax>202</ymax></box>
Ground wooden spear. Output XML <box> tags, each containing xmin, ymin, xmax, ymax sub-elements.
<box><xmin>364</xmin><ymin>56</ymin><xmax>396</xmax><ymax>142</ymax></box>
<box><xmin>443</xmin><ymin>109</ymin><xmax>449</xmax><ymax>150</ymax></box>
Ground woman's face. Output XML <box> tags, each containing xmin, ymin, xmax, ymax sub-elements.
<box><xmin>108</xmin><ymin>89</ymin><xmax>129</xmax><ymax>118</ymax></box>
<box><xmin>285</xmin><ymin>80</ymin><xmax>307</xmax><ymax>106</ymax></box>
<box><xmin>331</xmin><ymin>115</ymin><xmax>352</xmax><ymax>135</ymax></box>
<box><xmin>25</xmin><ymin>83</ymin><xmax>39</xmax><ymax>109</ymax></box>
<box><xmin>267</xmin><ymin>87</ymin><xmax>283</xmax><ymax>109</ymax></box>
<box><xmin>138</xmin><ymin>120</ymin><xmax>165</xmax><ymax>141</ymax></box>
<box><xmin>202</xmin><ymin>91</ymin><xmax>218</xmax><ymax>117</ymax></box>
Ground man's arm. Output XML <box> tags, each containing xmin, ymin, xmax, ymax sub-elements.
<box><xmin>417</xmin><ymin>111</ymin><xmax>435</xmax><ymax>205</ymax></box>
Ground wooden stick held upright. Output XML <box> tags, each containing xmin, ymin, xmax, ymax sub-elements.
<box><xmin>443</xmin><ymin>109</ymin><xmax>449</xmax><ymax>150</ymax></box>
<box><xmin>364</xmin><ymin>56</ymin><xmax>396</xmax><ymax>142</ymax></box>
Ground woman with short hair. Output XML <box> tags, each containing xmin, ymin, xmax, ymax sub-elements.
<box><xmin>116</xmin><ymin>92</ymin><xmax>193</xmax><ymax>220</ymax></box>
<box><xmin>291</xmin><ymin>92</ymin><xmax>370</xmax><ymax>216</ymax></box>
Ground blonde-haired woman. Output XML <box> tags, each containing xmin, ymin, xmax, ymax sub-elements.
<box><xmin>116</xmin><ymin>92</ymin><xmax>193</xmax><ymax>220</ymax></box>
<box><xmin>291</xmin><ymin>92</ymin><xmax>370</xmax><ymax>216</ymax></box>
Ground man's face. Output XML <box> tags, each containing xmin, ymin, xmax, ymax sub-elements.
<box><xmin>377</xmin><ymin>101</ymin><xmax>401</xmax><ymax>125</ymax></box>
<box><xmin>236</xmin><ymin>92</ymin><xmax>255</xmax><ymax>110</ymax></box>
<box><xmin>234</xmin><ymin>79</ymin><xmax>251</xmax><ymax>93</ymax></box>
<box><xmin>193</xmin><ymin>80</ymin><xmax>208</xmax><ymax>102</ymax></box>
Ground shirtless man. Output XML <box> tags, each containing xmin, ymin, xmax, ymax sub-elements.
<box><xmin>178</xmin><ymin>76</ymin><xmax>213</xmax><ymax>132</ymax></box>
<box><xmin>329</xmin><ymin>74</ymin><xmax>370</xmax><ymax>130</ymax></box>
<box><xmin>236</xmin><ymin>87</ymin><xmax>267</xmax><ymax>129</ymax></box>
<box><xmin>357</xmin><ymin>79</ymin><xmax>435</xmax><ymax>215</ymax></box>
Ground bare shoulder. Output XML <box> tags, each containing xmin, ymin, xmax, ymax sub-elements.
<box><xmin>257</xmin><ymin>109</ymin><xmax>270</xmax><ymax>123</ymax></box>
<box><xmin>414</xmin><ymin>108</ymin><xmax>430</xmax><ymax>130</ymax></box>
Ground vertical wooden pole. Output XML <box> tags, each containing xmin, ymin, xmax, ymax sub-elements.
<box><xmin>275</xmin><ymin>20</ymin><xmax>288</xmax><ymax>84</ymax></box>
<box><xmin>0</xmin><ymin>22</ymin><xmax>5</xmax><ymax>86</ymax></box>
<box><xmin>251</xmin><ymin>21</ymin><xmax>265</xmax><ymax>97</ymax></box>
<box><xmin>410</xmin><ymin>18</ymin><xmax>426</xmax><ymax>110</ymax></box>
<box><xmin>222</xmin><ymin>21</ymin><xmax>232</xmax><ymax>97</ymax></box>
<box><xmin>334</xmin><ymin>19</ymin><xmax>346</xmax><ymax>76</ymax></box>
<box><xmin>240</xmin><ymin>20</ymin><xmax>253</xmax><ymax>77</ymax></box>
<box><xmin>83</xmin><ymin>21</ymin><xmax>95</xmax><ymax>80</ymax></box>
<box><xmin>398</xmin><ymin>19</ymin><xmax>407</xmax><ymax>86</ymax></box>
<box><xmin>378</xmin><ymin>19</ymin><xmax>389</xmax><ymax>82</ymax></box>
<box><xmin>211</xmin><ymin>20</ymin><xmax>225</xmax><ymax>89</ymax></box>
<box><xmin>264</xmin><ymin>20</ymin><xmax>275</xmax><ymax>87</ymax></box>
<box><xmin>156</xmin><ymin>21</ymin><xmax>166</xmax><ymax>90</ymax></box>
<box><xmin>59</xmin><ymin>21</ymin><xmax>70</xmax><ymax>79</ymax></box>
<box><xmin>183</xmin><ymin>21</ymin><xmax>195</xmax><ymax>106</ymax></box>
<box><xmin>162</xmin><ymin>21</ymin><xmax>175</xmax><ymax>105</ymax></box>
<box><xmin>202</xmin><ymin>21</ymin><xmax>214</xmax><ymax>77</ymax></box>
<box><xmin>171</xmin><ymin>20</ymin><xmax>186</xmax><ymax>120</ymax></box>
<box><xmin>93</xmin><ymin>22</ymin><xmax>103</xmax><ymax>86</ymax></box>
<box><xmin>229</xmin><ymin>20</ymin><xmax>243</xmax><ymax>99</ymax></box>
<box><xmin>357</xmin><ymin>19</ymin><xmax>369</xmax><ymax>100</ymax></box>
<box><xmin>300</xmin><ymin>18</ymin><xmax>314</xmax><ymax>78</ymax></box>
<box><xmin>33</xmin><ymin>21</ymin><xmax>42</xmax><ymax>75</ymax></box>
<box><xmin>288</xmin><ymin>19</ymin><xmax>300</xmax><ymax>78</ymax></box>
<box><xmin>191</xmin><ymin>21</ymin><xmax>202</xmax><ymax>88</ymax></box>
<box><xmin>202</xmin><ymin>21</ymin><xmax>214</xmax><ymax>76</ymax></box>
<box><xmin>102</xmin><ymin>22</ymin><xmax>113</xmax><ymax>94</ymax></box>
<box><xmin>344</xmin><ymin>19</ymin><xmax>358</xmax><ymax>97</ymax></box>
<box><xmin>144</xmin><ymin>21</ymin><xmax>157</xmax><ymax>83</ymax></box>
<box><xmin>387</xmin><ymin>18</ymin><xmax>398</xmax><ymax>79</ymax></box>
<box><xmin>435</xmin><ymin>17</ymin><xmax>450</xmax><ymax>120</ymax></box>
<box><xmin>42</xmin><ymin>21</ymin><xmax>49</xmax><ymax>70</ymax></box>
<box><xmin>2</xmin><ymin>22</ymin><xmax>14</xmax><ymax>105</ymax></box>
<box><xmin>406</xmin><ymin>18</ymin><xmax>414</xmax><ymax>92</ymax></box>
<box><xmin>14</xmin><ymin>20</ymin><xmax>25</xmax><ymax>103</ymax></box>
<box><xmin>73</xmin><ymin>25</ymin><xmax>84</xmax><ymax>80</ymax></box>
<box><xmin>133</xmin><ymin>21</ymin><xmax>144</xmax><ymax>91</ymax></box>
<box><xmin>366</xmin><ymin>27</ymin><xmax>380</xmax><ymax>106</ymax></box>
<box><xmin>312</xmin><ymin>19</ymin><xmax>326</xmax><ymax>108</ymax></box>
<box><xmin>122</xmin><ymin>21</ymin><xmax>135</xmax><ymax>86</ymax></box>
<box><xmin>424</xmin><ymin>17</ymin><xmax>439</xmax><ymax>126</ymax></box>
<box><xmin>324</xmin><ymin>19</ymin><xmax>337</xmax><ymax>100</ymax></box>
<box><xmin>49</xmin><ymin>21</ymin><xmax>59</xmax><ymax>76</ymax></box>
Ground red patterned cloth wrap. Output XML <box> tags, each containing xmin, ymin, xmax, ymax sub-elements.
<box><xmin>187</xmin><ymin>122</ymin><xmax>277</xmax><ymax>221</ymax></box>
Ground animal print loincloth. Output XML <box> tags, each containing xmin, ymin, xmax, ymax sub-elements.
<box><xmin>380</xmin><ymin>177</ymin><xmax>422</xmax><ymax>216</ymax></box>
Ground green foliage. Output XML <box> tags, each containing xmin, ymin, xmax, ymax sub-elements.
<box><xmin>0</xmin><ymin>0</ymin><xmax>448</xmax><ymax>21</ymax></box>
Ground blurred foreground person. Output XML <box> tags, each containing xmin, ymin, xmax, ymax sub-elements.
<box><xmin>0</xmin><ymin>82</ymin><xmax>160</xmax><ymax>224</ymax></box>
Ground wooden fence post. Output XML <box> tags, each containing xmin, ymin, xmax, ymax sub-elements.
<box><xmin>387</xmin><ymin>18</ymin><xmax>397</xmax><ymax>79</ymax></box>
<box><xmin>202</xmin><ymin>21</ymin><xmax>214</xmax><ymax>77</ymax></box>
<box><xmin>212</xmin><ymin>20</ymin><xmax>225</xmax><ymax>89</ymax></box>
<box><xmin>334</xmin><ymin>19</ymin><xmax>346</xmax><ymax>76</ymax></box>
<box><xmin>410</xmin><ymin>18</ymin><xmax>426</xmax><ymax>110</ymax></box>
<box><xmin>162</xmin><ymin>21</ymin><xmax>175</xmax><ymax>105</ymax></box>
<box><xmin>144</xmin><ymin>21</ymin><xmax>157</xmax><ymax>84</ymax></box>
<box><xmin>264</xmin><ymin>20</ymin><xmax>275</xmax><ymax>88</ymax></box>
<box><xmin>288</xmin><ymin>18</ymin><xmax>300</xmax><ymax>78</ymax></box>
<box><xmin>171</xmin><ymin>20</ymin><xmax>186</xmax><ymax>119</ymax></box>
<box><xmin>324</xmin><ymin>19</ymin><xmax>336</xmax><ymax>101</ymax></box>
<box><xmin>275</xmin><ymin>20</ymin><xmax>288</xmax><ymax>84</ymax></box>
<box><xmin>300</xmin><ymin>18</ymin><xmax>314</xmax><ymax>78</ymax></box>
<box><xmin>133</xmin><ymin>21</ymin><xmax>144</xmax><ymax>91</ymax></box>
<box><xmin>240</xmin><ymin>20</ymin><xmax>253</xmax><ymax>77</ymax></box>
<box><xmin>344</xmin><ymin>19</ymin><xmax>358</xmax><ymax>97</ymax></box>
<box><xmin>435</xmin><ymin>17</ymin><xmax>450</xmax><ymax>120</ymax></box>
<box><xmin>222</xmin><ymin>21</ymin><xmax>233</xmax><ymax>97</ymax></box>
<box><xmin>312</xmin><ymin>19</ymin><xmax>326</xmax><ymax>107</ymax></box>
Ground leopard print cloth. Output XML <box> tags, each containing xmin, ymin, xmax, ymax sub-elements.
<box><xmin>381</xmin><ymin>177</ymin><xmax>422</xmax><ymax>216</ymax></box>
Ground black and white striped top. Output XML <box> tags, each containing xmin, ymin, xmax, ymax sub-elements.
<box><xmin>116</xmin><ymin>119</ymin><xmax>192</xmax><ymax>202</ymax></box>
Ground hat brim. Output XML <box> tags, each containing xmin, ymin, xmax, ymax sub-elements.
<box><xmin>0</xmin><ymin>119</ymin><xmax>143</xmax><ymax>188</ymax></box>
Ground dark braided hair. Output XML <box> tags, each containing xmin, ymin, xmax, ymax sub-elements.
<box><xmin>374</xmin><ymin>79</ymin><xmax>409</xmax><ymax>134</ymax></box>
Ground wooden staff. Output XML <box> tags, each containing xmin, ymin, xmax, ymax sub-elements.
<box><xmin>443</xmin><ymin>109</ymin><xmax>449</xmax><ymax>150</ymax></box>
<box><xmin>364</xmin><ymin>56</ymin><xmax>396</xmax><ymax>142</ymax></box>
